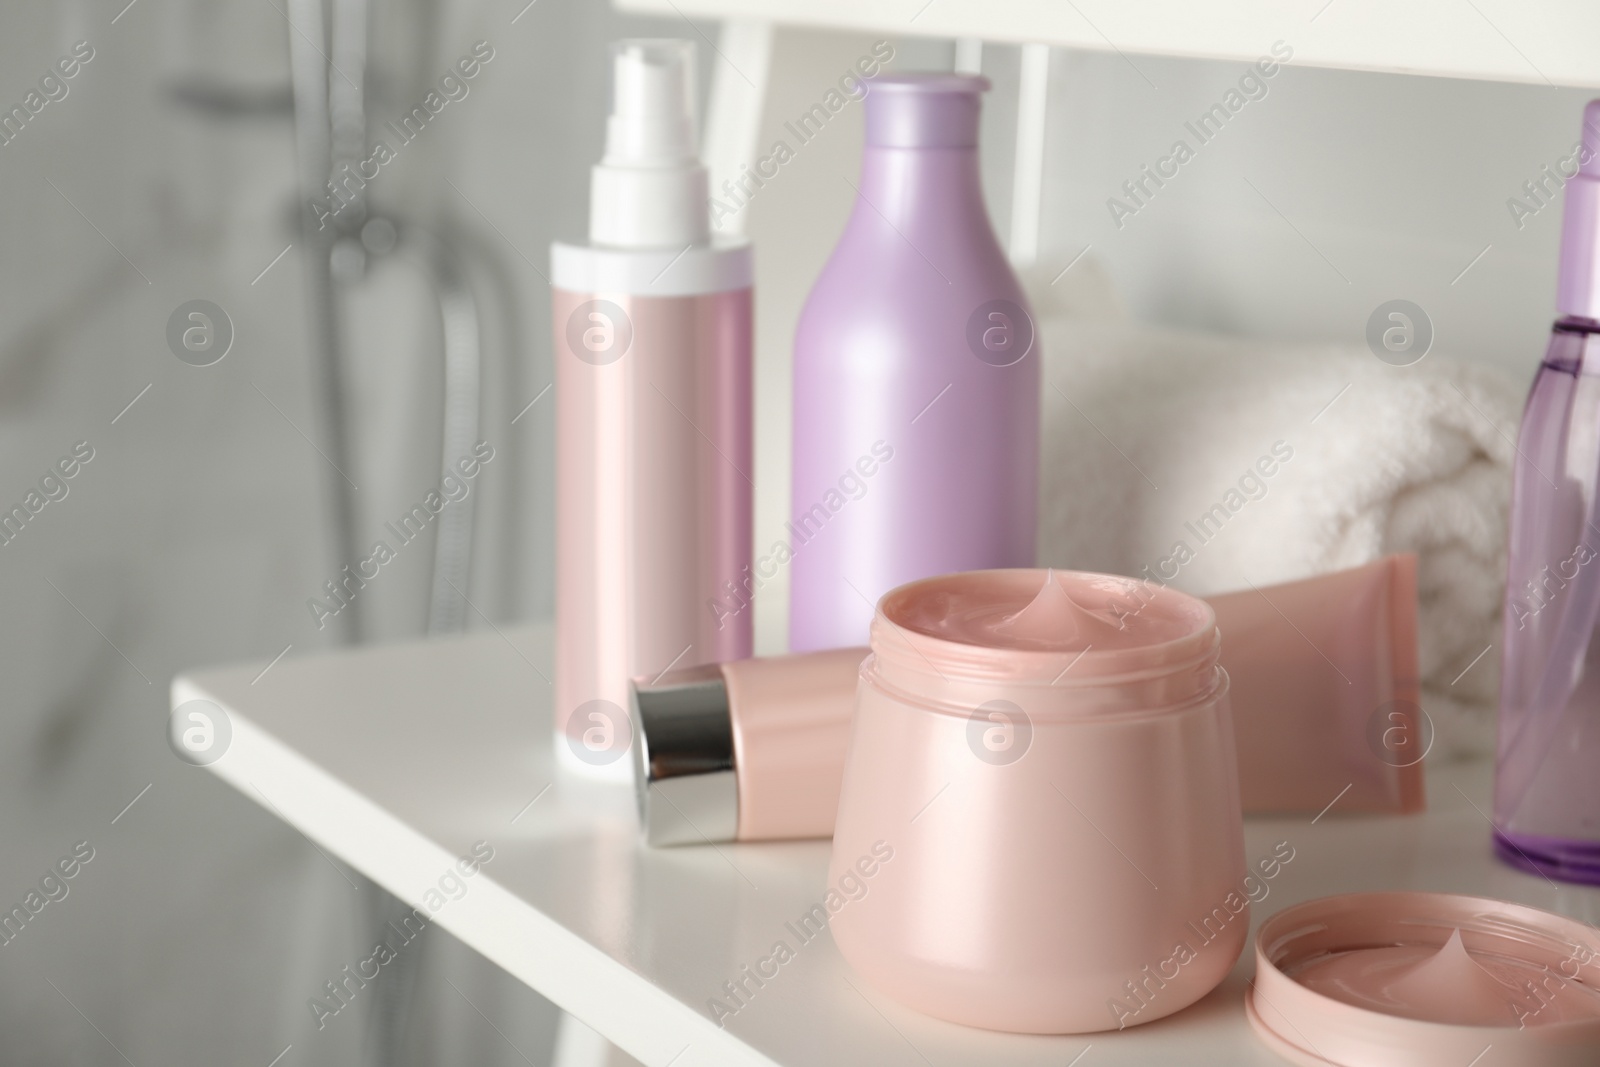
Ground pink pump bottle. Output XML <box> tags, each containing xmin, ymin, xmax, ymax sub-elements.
<box><xmin>551</xmin><ymin>40</ymin><xmax>752</xmax><ymax>779</ymax></box>
<box><xmin>788</xmin><ymin>74</ymin><xmax>1039</xmax><ymax>652</ymax></box>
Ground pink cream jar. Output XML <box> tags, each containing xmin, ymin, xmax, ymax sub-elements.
<box><xmin>829</xmin><ymin>568</ymin><xmax>1248</xmax><ymax>1033</ymax></box>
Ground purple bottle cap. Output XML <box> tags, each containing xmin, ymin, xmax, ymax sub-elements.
<box><xmin>1581</xmin><ymin>100</ymin><xmax>1600</xmax><ymax>178</ymax></box>
<box><xmin>863</xmin><ymin>73</ymin><xmax>989</xmax><ymax>149</ymax></box>
<box><xmin>1556</xmin><ymin>100</ymin><xmax>1600</xmax><ymax>318</ymax></box>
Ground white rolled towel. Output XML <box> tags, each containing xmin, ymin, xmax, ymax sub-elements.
<box><xmin>1030</xmin><ymin>273</ymin><xmax>1521</xmax><ymax>758</ymax></box>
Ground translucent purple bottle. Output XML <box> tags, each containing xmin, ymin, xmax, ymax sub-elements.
<box><xmin>788</xmin><ymin>74</ymin><xmax>1039</xmax><ymax>652</ymax></box>
<box><xmin>1495</xmin><ymin>100</ymin><xmax>1600</xmax><ymax>884</ymax></box>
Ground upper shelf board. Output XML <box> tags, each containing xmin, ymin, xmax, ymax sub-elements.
<box><xmin>615</xmin><ymin>0</ymin><xmax>1600</xmax><ymax>89</ymax></box>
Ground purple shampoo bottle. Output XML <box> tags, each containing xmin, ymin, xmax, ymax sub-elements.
<box><xmin>788</xmin><ymin>74</ymin><xmax>1039</xmax><ymax>652</ymax></box>
<box><xmin>1495</xmin><ymin>99</ymin><xmax>1600</xmax><ymax>884</ymax></box>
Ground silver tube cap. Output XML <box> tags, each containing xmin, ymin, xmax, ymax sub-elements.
<box><xmin>631</xmin><ymin>664</ymin><xmax>738</xmax><ymax>846</ymax></box>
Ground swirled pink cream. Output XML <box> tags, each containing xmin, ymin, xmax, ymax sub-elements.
<box><xmin>1289</xmin><ymin>929</ymin><xmax>1600</xmax><ymax>1027</ymax></box>
<box><xmin>892</xmin><ymin>568</ymin><xmax>1203</xmax><ymax>652</ymax></box>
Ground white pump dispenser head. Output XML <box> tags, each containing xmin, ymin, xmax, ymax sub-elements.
<box><xmin>590</xmin><ymin>40</ymin><xmax>710</xmax><ymax>249</ymax></box>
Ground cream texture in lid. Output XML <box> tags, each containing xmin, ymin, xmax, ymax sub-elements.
<box><xmin>1248</xmin><ymin>892</ymin><xmax>1600</xmax><ymax>1066</ymax></box>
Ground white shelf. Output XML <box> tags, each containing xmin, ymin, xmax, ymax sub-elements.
<box><xmin>617</xmin><ymin>0</ymin><xmax>1600</xmax><ymax>88</ymax></box>
<box><xmin>174</xmin><ymin>626</ymin><xmax>1600</xmax><ymax>1066</ymax></box>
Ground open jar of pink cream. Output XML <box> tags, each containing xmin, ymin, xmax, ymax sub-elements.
<box><xmin>828</xmin><ymin>568</ymin><xmax>1247</xmax><ymax>1033</ymax></box>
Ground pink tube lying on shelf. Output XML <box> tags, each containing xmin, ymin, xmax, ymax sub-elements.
<box><xmin>1209</xmin><ymin>553</ymin><xmax>1425</xmax><ymax>816</ymax></box>
<box><xmin>630</xmin><ymin>649</ymin><xmax>864</xmax><ymax>845</ymax></box>
<box><xmin>632</xmin><ymin>556</ymin><xmax>1425</xmax><ymax>843</ymax></box>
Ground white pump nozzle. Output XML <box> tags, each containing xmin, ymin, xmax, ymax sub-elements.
<box><xmin>590</xmin><ymin>39</ymin><xmax>710</xmax><ymax>248</ymax></box>
<box><xmin>606</xmin><ymin>40</ymin><xmax>697</xmax><ymax>164</ymax></box>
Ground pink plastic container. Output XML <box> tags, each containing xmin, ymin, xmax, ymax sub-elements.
<box><xmin>829</xmin><ymin>569</ymin><xmax>1247</xmax><ymax>1033</ymax></box>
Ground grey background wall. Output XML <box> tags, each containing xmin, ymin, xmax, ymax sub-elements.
<box><xmin>0</xmin><ymin>1</ymin><xmax>1582</xmax><ymax>1062</ymax></box>
<box><xmin>0</xmin><ymin>1</ymin><xmax>665</xmax><ymax>1063</ymax></box>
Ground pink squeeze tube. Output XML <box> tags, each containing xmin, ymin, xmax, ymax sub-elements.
<box><xmin>632</xmin><ymin>557</ymin><xmax>1422</xmax><ymax>839</ymax></box>
<box><xmin>1208</xmin><ymin>554</ymin><xmax>1425</xmax><ymax>815</ymax></box>
<box><xmin>551</xmin><ymin>40</ymin><xmax>752</xmax><ymax>780</ymax></box>
<box><xmin>631</xmin><ymin>648</ymin><xmax>864</xmax><ymax>844</ymax></box>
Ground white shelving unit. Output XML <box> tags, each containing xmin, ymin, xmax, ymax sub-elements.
<box><xmin>634</xmin><ymin>0</ymin><xmax>1600</xmax><ymax>266</ymax></box>
<box><xmin>621</xmin><ymin>0</ymin><xmax>1600</xmax><ymax>85</ymax></box>
<box><xmin>174</xmin><ymin>626</ymin><xmax>1600</xmax><ymax>1067</ymax></box>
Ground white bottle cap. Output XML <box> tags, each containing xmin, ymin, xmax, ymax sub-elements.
<box><xmin>590</xmin><ymin>40</ymin><xmax>710</xmax><ymax>249</ymax></box>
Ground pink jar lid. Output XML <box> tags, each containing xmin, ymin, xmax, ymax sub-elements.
<box><xmin>1248</xmin><ymin>892</ymin><xmax>1600</xmax><ymax>1066</ymax></box>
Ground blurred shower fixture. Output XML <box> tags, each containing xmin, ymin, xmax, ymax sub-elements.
<box><xmin>375</xmin><ymin>217</ymin><xmax>484</xmax><ymax>636</ymax></box>
<box><xmin>285</xmin><ymin>3</ymin><xmax>492</xmax><ymax>1058</ymax></box>
<box><xmin>284</xmin><ymin>0</ymin><xmax>487</xmax><ymax>643</ymax></box>
<box><xmin>285</xmin><ymin>0</ymin><xmax>361</xmax><ymax>641</ymax></box>
<box><xmin>165</xmin><ymin>78</ymin><xmax>294</xmax><ymax>119</ymax></box>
